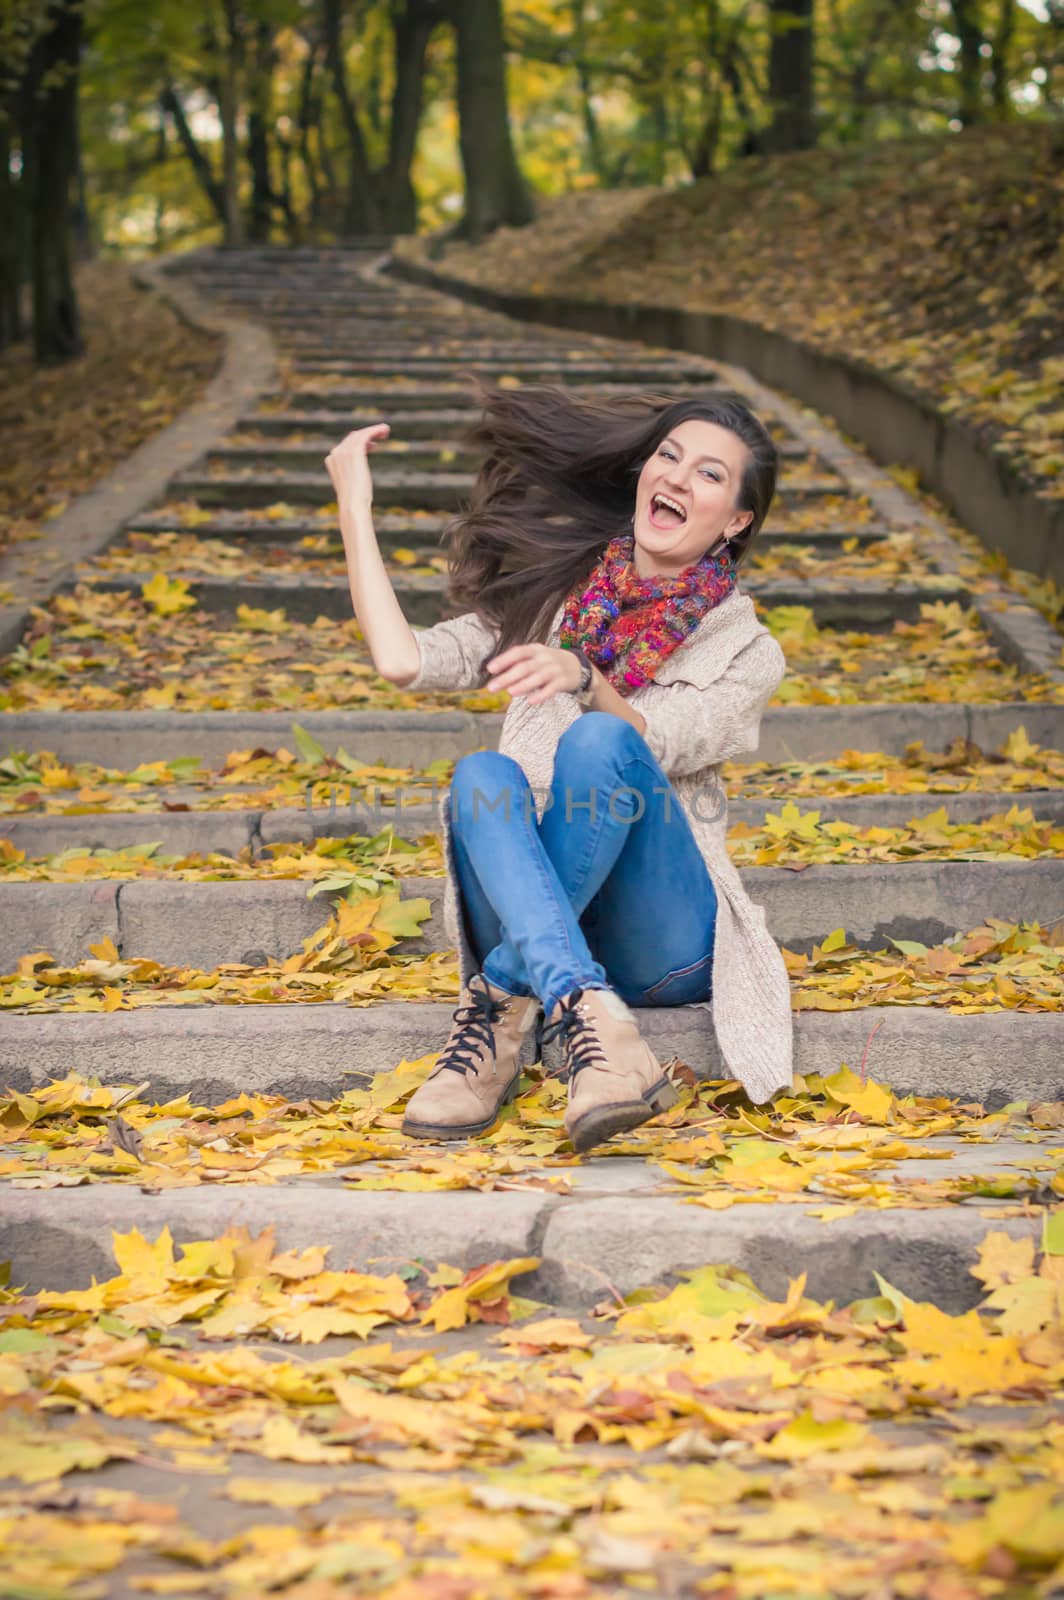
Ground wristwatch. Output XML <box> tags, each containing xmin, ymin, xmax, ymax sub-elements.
<box><xmin>571</xmin><ymin>649</ymin><xmax>596</xmax><ymax>708</ymax></box>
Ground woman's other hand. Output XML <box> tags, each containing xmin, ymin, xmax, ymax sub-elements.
<box><xmin>486</xmin><ymin>643</ymin><xmax>585</xmax><ymax>705</ymax></box>
<box><xmin>324</xmin><ymin>422</ymin><xmax>390</xmax><ymax>512</ymax></box>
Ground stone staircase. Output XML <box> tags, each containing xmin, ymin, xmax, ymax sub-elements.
<box><xmin>1</xmin><ymin>244</ymin><xmax>1062</xmax><ymax>1310</ymax></box>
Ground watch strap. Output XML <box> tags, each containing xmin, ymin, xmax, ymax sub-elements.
<box><xmin>573</xmin><ymin>649</ymin><xmax>595</xmax><ymax>706</ymax></box>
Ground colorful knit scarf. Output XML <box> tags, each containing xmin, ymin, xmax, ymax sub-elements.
<box><xmin>559</xmin><ymin>533</ymin><xmax>736</xmax><ymax>694</ymax></box>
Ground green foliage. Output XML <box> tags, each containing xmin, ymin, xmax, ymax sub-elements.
<box><xmin>15</xmin><ymin>0</ymin><xmax>1064</xmax><ymax>255</ymax></box>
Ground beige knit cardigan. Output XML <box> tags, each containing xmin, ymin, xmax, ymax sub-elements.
<box><xmin>406</xmin><ymin>588</ymin><xmax>793</xmax><ymax>1104</ymax></box>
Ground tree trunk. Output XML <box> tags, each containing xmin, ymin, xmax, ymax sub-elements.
<box><xmin>765</xmin><ymin>0</ymin><xmax>816</xmax><ymax>153</ymax></box>
<box><xmin>449</xmin><ymin>0</ymin><xmax>533</xmax><ymax>241</ymax></box>
<box><xmin>571</xmin><ymin>0</ymin><xmax>608</xmax><ymax>183</ymax></box>
<box><xmin>322</xmin><ymin>0</ymin><xmax>380</xmax><ymax>235</ymax></box>
<box><xmin>949</xmin><ymin>0</ymin><xmax>986</xmax><ymax>126</ymax></box>
<box><xmin>25</xmin><ymin>0</ymin><xmax>83</xmax><ymax>364</ymax></box>
<box><xmin>990</xmin><ymin>0</ymin><xmax>1016</xmax><ymax>117</ymax></box>
<box><xmin>159</xmin><ymin>84</ymin><xmax>227</xmax><ymax>223</ymax></box>
<box><xmin>0</xmin><ymin>110</ymin><xmax>25</xmax><ymax>350</ymax></box>
<box><xmin>247</xmin><ymin>17</ymin><xmax>275</xmax><ymax>242</ymax></box>
<box><xmin>296</xmin><ymin>39</ymin><xmax>324</xmax><ymax>229</ymax></box>
<box><xmin>217</xmin><ymin>0</ymin><xmax>244</xmax><ymax>246</ymax></box>
<box><xmin>724</xmin><ymin>42</ymin><xmax>764</xmax><ymax>158</ymax></box>
<box><xmin>274</xmin><ymin>131</ymin><xmax>301</xmax><ymax>242</ymax></box>
<box><xmin>383</xmin><ymin>0</ymin><xmax>440</xmax><ymax>233</ymax></box>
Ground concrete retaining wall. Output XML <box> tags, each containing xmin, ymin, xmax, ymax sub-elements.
<box><xmin>389</xmin><ymin>257</ymin><xmax>1063</xmax><ymax>587</ymax></box>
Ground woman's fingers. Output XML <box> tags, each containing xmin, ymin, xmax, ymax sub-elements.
<box><xmin>491</xmin><ymin>669</ymin><xmax>560</xmax><ymax>699</ymax></box>
<box><xmin>364</xmin><ymin>422</ymin><xmax>390</xmax><ymax>450</ymax></box>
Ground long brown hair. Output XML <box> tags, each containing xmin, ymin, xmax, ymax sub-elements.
<box><xmin>443</xmin><ymin>381</ymin><xmax>778</xmax><ymax>670</ymax></box>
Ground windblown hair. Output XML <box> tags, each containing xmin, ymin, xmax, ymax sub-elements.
<box><xmin>443</xmin><ymin>380</ymin><xmax>778</xmax><ymax>671</ymax></box>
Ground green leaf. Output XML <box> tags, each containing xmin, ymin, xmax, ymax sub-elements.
<box><xmin>334</xmin><ymin>746</ymin><xmax>368</xmax><ymax>774</ymax></box>
<box><xmin>290</xmin><ymin>722</ymin><xmax>328</xmax><ymax>765</ymax></box>
<box><xmin>373</xmin><ymin>894</ymin><xmax>431</xmax><ymax>939</ymax></box>
<box><xmin>889</xmin><ymin>938</ymin><xmax>928</xmax><ymax>957</ymax></box>
<box><xmin>0</xmin><ymin>1329</ymin><xmax>55</xmax><ymax>1352</ymax></box>
<box><xmin>1042</xmin><ymin>1210</ymin><xmax>1064</xmax><ymax>1256</ymax></box>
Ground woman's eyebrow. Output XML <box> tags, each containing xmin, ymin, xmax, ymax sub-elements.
<box><xmin>663</xmin><ymin>435</ymin><xmax>731</xmax><ymax>472</ymax></box>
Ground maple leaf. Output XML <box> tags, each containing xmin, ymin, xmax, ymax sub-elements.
<box><xmin>140</xmin><ymin>573</ymin><xmax>196</xmax><ymax>616</ymax></box>
<box><xmin>420</xmin><ymin>1256</ymin><xmax>541</xmax><ymax>1332</ymax></box>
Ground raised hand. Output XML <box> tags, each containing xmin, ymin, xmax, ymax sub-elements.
<box><xmin>324</xmin><ymin>422</ymin><xmax>391</xmax><ymax>512</ymax></box>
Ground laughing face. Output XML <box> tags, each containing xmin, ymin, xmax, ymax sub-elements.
<box><xmin>632</xmin><ymin>419</ymin><xmax>755</xmax><ymax>579</ymax></box>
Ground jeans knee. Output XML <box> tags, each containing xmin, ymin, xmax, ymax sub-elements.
<box><xmin>450</xmin><ymin>750</ymin><xmax>526</xmax><ymax>828</ymax></box>
<box><xmin>556</xmin><ymin>710</ymin><xmax>642</xmax><ymax>770</ymax></box>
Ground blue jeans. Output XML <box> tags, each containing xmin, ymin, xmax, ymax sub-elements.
<box><xmin>449</xmin><ymin>712</ymin><xmax>718</xmax><ymax>1019</ymax></box>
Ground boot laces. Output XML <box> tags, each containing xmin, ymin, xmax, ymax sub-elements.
<box><xmin>539</xmin><ymin>988</ymin><xmax>609</xmax><ymax>1081</ymax></box>
<box><xmin>437</xmin><ymin>982</ymin><xmax>507</xmax><ymax>1078</ymax></box>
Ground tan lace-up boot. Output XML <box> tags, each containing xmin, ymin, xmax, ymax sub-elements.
<box><xmin>402</xmin><ymin>973</ymin><xmax>541</xmax><ymax>1140</ymax></box>
<box><xmin>541</xmin><ymin>986</ymin><xmax>679</xmax><ymax>1154</ymax></box>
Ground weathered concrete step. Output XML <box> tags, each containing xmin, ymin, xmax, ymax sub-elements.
<box><xmin>274</xmin><ymin>380</ymin><xmax>736</xmax><ymax>411</ymax></box>
<box><xmin>7</xmin><ymin>703</ymin><xmax>1061</xmax><ymax>767</ymax></box>
<box><xmin>166</xmin><ymin>470</ymin><xmax>857</xmax><ymax>511</ymax></box>
<box><xmin>5</xmin><ymin>859</ymin><xmax>1060</xmax><ymax>972</ymax></box>
<box><xmin>281</xmin><ymin>340</ymin><xmax>651</xmax><ymax>360</ymax></box>
<box><xmin>125</xmin><ymin>511</ymin><xmax>456</xmax><ymax>545</ymax></box>
<box><xmin>169</xmin><ymin>468</ymin><xmax>473</xmax><ymax>511</ymax></box>
<box><xmin>2</xmin><ymin>999</ymin><xmax>1059</xmax><ymax>1111</ymax></box>
<box><xmin>72</xmin><ymin>573</ymin><xmax>452</xmax><ymax>628</ymax></box>
<box><xmin>211</xmin><ymin>442</ymin><xmax>484</xmax><ymax>473</ymax></box>
<box><xmin>71</xmin><ymin>573</ymin><xmax>966</xmax><ymax>629</ymax></box>
<box><xmin>207</xmin><ymin>442</ymin><xmax>831</xmax><ymax>480</ymax></box>
<box><xmin>124</xmin><ymin>512</ymin><xmax>878</xmax><ymax>549</ymax></box>
<box><xmin>238</xmin><ymin>408</ymin><xmax>481</xmax><ymax>437</ymax></box>
<box><xmin>234</xmin><ymin>411</ymin><xmax>810</xmax><ymax>454</ymax></box>
<box><xmin>0</xmin><ymin>1165</ymin><xmax>1046</xmax><ymax>1311</ymax></box>
<box><xmin>8</xmin><ymin>786</ymin><xmax>1060</xmax><ymax>859</ymax></box>
<box><xmin>278</xmin><ymin>359</ymin><xmax>721</xmax><ymax>383</ymax></box>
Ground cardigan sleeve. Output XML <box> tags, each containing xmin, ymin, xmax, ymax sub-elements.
<box><xmin>404</xmin><ymin>611</ymin><xmax>500</xmax><ymax>692</ymax></box>
<box><xmin>637</xmin><ymin>632</ymin><xmax>786</xmax><ymax>777</ymax></box>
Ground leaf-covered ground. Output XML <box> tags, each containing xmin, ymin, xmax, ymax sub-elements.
<box><xmin>3</xmin><ymin>587</ymin><xmax>1062</xmax><ymax>714</ymax></box>
<box><xmin>1</xmin><ymin>1061</ymin><xmax>1062</xmax><ymax>1204</ymax></box>
<box><xmin>403</xmin><ymin>124</ymin><xmax>1064</xmax><ymax>497</ymax></box>
<box><xmin>2</xmin><ymin>729</ymin><xmax>1060</xmax><ymax>816</ymax></box>
<box><xmin>0</xmin><ymin>807</ymin><xmax>1060</xmax><ymax>883</ymax></box>
<box><xmin>0</xmin><ymin>262</ymin><xmax>220</xmax><ymax>555</ymax></box>
<box><xmin>2</xmin><ymin>904</ymin><xmax>1060</xmax><ymax>1015</ymax></box>
<box><xmin>0</xmin><ymin>1207</ymin><xmax>1061</xmax><ymax>1597</ymax></box>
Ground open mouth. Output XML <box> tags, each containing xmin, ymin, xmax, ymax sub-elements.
<box><xmin>649</xmin><ymin>492</ymin><xmax>687</xmax><ymax>529</ymax></box>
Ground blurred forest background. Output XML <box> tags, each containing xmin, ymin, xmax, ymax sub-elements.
<box><xmin>2</xmin><ymin>0</ymin><xmax>1062</xmax><ymax>365</ymax></box>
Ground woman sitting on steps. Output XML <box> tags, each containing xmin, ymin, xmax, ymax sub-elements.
<box><xmin>324</xmin><ymin>383</ymin><xmax>793</xmax><ymax>1155</ymax></box>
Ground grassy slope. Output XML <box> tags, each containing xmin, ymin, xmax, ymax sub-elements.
<box><xmin>402</xmin><ymin>125</ymin><xmax>1063</xmax><ymax>499</ymax></box>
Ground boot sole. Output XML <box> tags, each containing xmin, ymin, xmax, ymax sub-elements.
<box><xmin>567</xmin><ymin>1075</ymin><xmax>679</xmax><ymax>1155</ymax></box>
<box><xmin>401</xmin><ymin>1071</ymin><xmax>523</xmax><ymax>1141</ymax></box>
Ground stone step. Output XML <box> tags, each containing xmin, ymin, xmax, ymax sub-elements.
<box><xmin>233</xmin><ymin>411</ymin><xmax>809</xmax><ymax>452</ymax></box>
<box><xmin>204</xmin><ymin>441</ymin><xmax>832</xmax><ymax>480</ymax></box>
<box><xmin>7</xmin><ymin>785</ymin><xmax>1060</xmax><ymax>860</ymax></box>
<box><xmin>69</xmin><ymin>573</ymin><xmax>967</xmax><ymax>630</ymax></box>
<box><xmin>212</xmin><ymin>442</ymin><xmax>485</xmax><ymax>473</ymax></box>
<box><xmin>5</xmin><ymin>857</ymin><xmax>1060</xmax><ymax>972</ymax></box>
<box><xmin>281</xmin><ymin>339</ymin><xmax>647</xmax><ymax>358</ymax></box>
<box><xmin>166</xmin><ymin>469</ymin><xmax>854</xmax><ymax>511</ymax></box>
<box><xmin>124</xmin><ymin>511</ymin><xmax>878</xmax><ymax>550</ymax></box>
<box><xmin>274</xmin><ymin>380</ymin><xmax>735</xmax><ymax>411</ymax></box>
<box><xmin>4</xmin><ymin>999</ymin><xmax>1058</xmax><ymax>1112</ymax></box>
<box><xmin>7</xmin><ymin>702</ymin><xmax>1061</xmax><ymax>768</ymax></box>
<box><xmin>280</xmin><ymin>359</ymin><xmax>722</xmax><ymax>384</ymax></box>
<box><xmin>2</xmin><ymin>1159</ymin><xmax>1047</xmax><ymax>1309</ymax></box>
